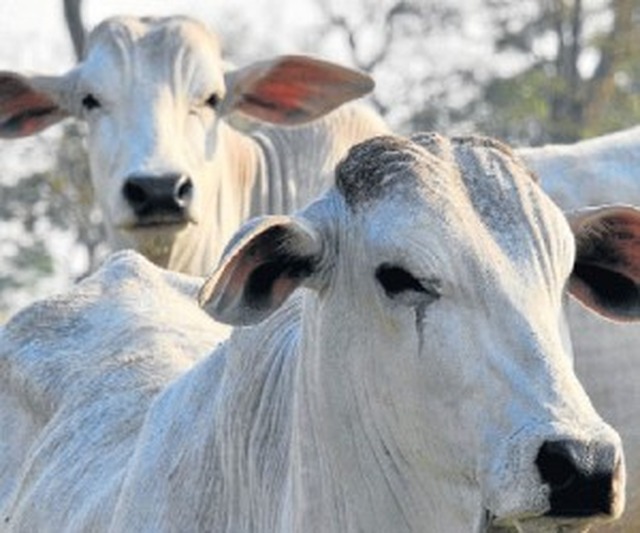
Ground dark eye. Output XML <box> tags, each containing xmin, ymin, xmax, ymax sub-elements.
<box><xmin>205</xmin><ymin>93</ymin><xmax>220</xmax><ymax>109</ymax></box>
<box><xmin>376</xmin><ymin>264</ymin><xmax>439</xmax><ymax>300</ymax></box>
<box><xmin>82</xmin><ymin>93</ymin><xmax>101</xmax><ymax>111</ymax></box>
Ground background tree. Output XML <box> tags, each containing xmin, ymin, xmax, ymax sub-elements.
<box><xmin>459</xmin><ymin>0</ymin><xmax>640</xmax><ymax>145</ymax></box>
<box><xmin>307</xmin><ymin>0</ymin><xmax>467</xmax><ymax>129</ymax></box>
<box><xmin>0</xmin><ymin>0</ymin><xmax>105</xmax><ymax>317</ymax></box>
<box><xmin>59</xmin><ymin>0</ymin><xmax>106</xmax><ymax>273</ymax></box>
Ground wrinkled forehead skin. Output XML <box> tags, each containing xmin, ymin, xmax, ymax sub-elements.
<box><xmin>87</xmin><ymin>15</ymin><xmax>222</xmax><ymax>63</ymax></box>
<box><xmin>335</xmin><ymin>133</ymin><xmax>573</xmax><ymax>292</ymax></box>
<box><xmin>78</xmin><ymin>16</ymin><xmax>224</xmax><ymax>100</ymax></box>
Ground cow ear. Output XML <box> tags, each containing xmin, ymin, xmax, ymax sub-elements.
<box><xmin>221</xmin><ymin>55</ymin><xmax>374</xmax><ymax>126</ymax></box>
<box><xmin>199</xmin><ymin>215</ymin><xmax>324</xmax><ymax>325</ymax></box>
<box><xmin>0</xmin><ymin>72</ymin><xmax>69</xmax><ymax>138</ymax></box>
<box><xmin>568</xmin><ymin>205</ymin><xmax>640</xmax><ymax>321</ymax></box>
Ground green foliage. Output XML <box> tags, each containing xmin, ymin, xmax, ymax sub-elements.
<box><xmin>0</xmin><ymin>239</ymin><xmax>54</xmax><ymax>289</ymax></box>
<box><xmin>464</xmin><ymin>0</ymin><xmax>640</xmax><ymax>145</ymax></box>
<box><xmin>466</xmin><ymin>67</ymin><xmax>550</xmax><ymax>144</ymax></box>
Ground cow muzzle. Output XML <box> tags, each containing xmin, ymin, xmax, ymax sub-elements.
<box><xmin>536</xmin><ymin>439</ymin><xmax>624</xmax><ymax>519</ymax></box>
<box><xmin>122</xmin><ymin>173</ymin><xmax>195</xmax><ymax>227</ymax></box>
<box><xmin>483</xmin><ymin>425</ymin><xmax>625</xmax><ymax>531</ymax></box>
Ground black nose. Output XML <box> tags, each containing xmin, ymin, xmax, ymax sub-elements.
<box><xmin>536</xmin><ymin>439</ymin><xmax>622</xmax><ymax>518</ymax></box>
<box><xmin>122</xmin><ymin>174</ymin><xmax>193</xmax><ymax>224</ymax></box>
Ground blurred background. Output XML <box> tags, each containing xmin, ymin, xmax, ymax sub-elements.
<box><xmin>1</xmin><ymin>0</ymin><xmax>639</xmax><ymax>318</ymax></box>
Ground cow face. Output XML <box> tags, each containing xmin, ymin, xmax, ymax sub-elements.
<box><xmin>201</xmin><ymin>134</ymin><xmax>636</xmax><ymax>531</ymax></box>
<box><xmin>0</xmin><ymin>16</ymin><xmax>373</xmax><ymax>266</ymax></box>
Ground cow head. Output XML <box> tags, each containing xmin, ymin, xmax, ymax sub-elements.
<box><xmin>0</xmin><ymin>16</ymin><xmax>373</xmax><ymax>265</ymax></box>
<box><xmin>200</xmin><ymin>134</ymin><xmax>637</xmax><ymax>531</ymax></box>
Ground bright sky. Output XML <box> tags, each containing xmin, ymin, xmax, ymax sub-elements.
<box><xmin>0</xmin><ymin>0</ymin><xmax>324</xmax><ymax>72</ymax></box>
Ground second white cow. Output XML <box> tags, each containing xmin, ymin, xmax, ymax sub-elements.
<box><xmin>0</xmin><ymin>15</ymin><xmax>388</xmax><ymax>274</ymax></box>
<box><xmin>518</xmin><ymin>126</ymin><xmax>640</xmax><ymax>211</ymax></box>
<box><xmin>3</xmin><ymin>133</ymin><xmax>640</xmax><ymax>532</ymax></box>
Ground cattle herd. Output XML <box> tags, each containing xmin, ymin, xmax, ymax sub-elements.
<box><xmin>0</xmin><ymin>14</ymin><xmax>639</xmax><ymax>533</ymax></box>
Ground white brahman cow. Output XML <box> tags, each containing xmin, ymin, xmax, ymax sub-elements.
<box><xmin>519</xmin><ymin>128</ymin><xmax>640</xmax><ymax>533</ymax></box>
<box><xmin>0</xmin><ymin>255</ymin><xmax>231</xmax><ymax>522</ymax></box>
<box><xmin>0</xmin><ymin>15</ymin><xmax>388</xmax><ymax>274</ymax></box>
<box><xmin>3</xmin><ymin>133</ymin><xmax>640</xmax><ymax>532</ymax></box>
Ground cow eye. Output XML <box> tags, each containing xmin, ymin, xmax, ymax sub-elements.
<box><xmin>376</xmin><ymin>264</ymin><xmax>440</xmax><ymax>300</ymax></box>
<box><xmin>205</xmin><ymin>93</ymin><xmax>220</xmax><ymax>109</ymax></box>
<box><xmin>81</xmin><ymin>93</ymin><xmax>101</xmax><ymax>111</ymax></box>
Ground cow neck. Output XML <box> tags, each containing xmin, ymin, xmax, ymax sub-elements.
<box><xmin>281</xmin><ymin>295</ymin><xmax>481</xmax><ymax>533</ymax></box>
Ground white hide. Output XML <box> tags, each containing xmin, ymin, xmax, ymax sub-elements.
<box><xmin>2</xmin><ymin>133</ymin><xmax>636</xmax><ymax>532</ymax></box>
<box><xmin>0</xmin><ymin>251</ymin><xmax>229</xmax><ymax>531</ymax></box>
<box><xmin>518</xmin><ymin>126</ymin><xmax>640</xmax><ymax>211</ymax></box>
<box><xmin>0</xmin><ymin>15</ymin><xmax>388</xmax><ymax>274</ymax></box>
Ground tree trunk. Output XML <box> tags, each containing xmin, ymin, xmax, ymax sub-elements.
<box><xmin>549</xmin><ymin>0</ymin><xmax>584</xmax><ymax>142</ymax></box>
<box><xmin>585</xmin><ymin>0</ymin><xmax>635</xmax><ymax>128</ymax></box>
<box><xmin>63</xmin><ymin>0</ymin><xmax>86</xmax><ymax>60</ymax></box>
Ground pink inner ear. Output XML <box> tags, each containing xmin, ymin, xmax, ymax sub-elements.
<box><xmin>0</xmin><ymin>75</ymin><xmax>48</xmax><ymax>110</ymax></box>
<box><xmin>248</xmin><ymin>74</ymin><xmax>322</xmax><ymax>113</ymax></box>
<box><xmin>271</xmin><ymin>275</ymin><xmax>301</xmax><ymax>307</ymax></box>
<box><xmin>0</xmin><ymin>78</ymin><xmax>61</xmax><ymax>137</ymax></box>
<box><xmin>15</xmin><ymin>91</ymin><xmax>54</xmax><ymax>110</ymax></box>
<box><xmin>250</xmin><ymin>79</ymin><xmax>314</xmax><ymax>112</ymax></box>
<box><xmin>266</xmin><ymin>59</ymin><xmax>365</xmax><ymax>88</ymax></box>
<box><xmin>238</xmin><ymin>57</ymin><xmax>372</xmax><ymax>122</ymax></box>
<box><xmin>601</xmin><ymin>213</ymin><xmax>640</xmax><ymax>282</ymax></box>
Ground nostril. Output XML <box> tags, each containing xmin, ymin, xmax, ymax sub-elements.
<box><xmin>536</xmin><ymin>441</ymin><xmax>577</xmax><ymax>491</ymax></box>
<box><xmin>536</xmin><ymin>439</ymin><xmax>620</xmax><ymax>518</ymax></box>
<box><xmin>123</xmin><ymin>180</ymin><xmax>149</xmax><ymax>211</ymax></box>
<box><xmin>175</xmin><ymin>176</ymin><xmax>193</xmax><ymax>204</ymax></box>
<box><xmin>122</xmin><ymin>174</ymin><xmax>192</xmax><ymax>223</ymax></box>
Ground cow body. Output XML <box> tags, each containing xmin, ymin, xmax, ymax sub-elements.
<box><xmin>3</xmin><ymin>133</ymin><xmax>639</xmax><ymax>532</ymax></box>
<box><xmin>0</xmin><ymin>255</ymin><xmax>230</xmax><ymax>530</ymax></box>
<box><xmin>518</xmin><ymin>126</ymin><xmax>640</xmax><ymax>211</ymax></box>
<box><xmin>0</xmin><ymin>16</ymin><xmax>388</xmax><ymax>274</ymax></box>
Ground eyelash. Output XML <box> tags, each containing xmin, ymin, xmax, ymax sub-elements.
<box><xmin>375</xmin><ymin>264</ymin><xmax>441</xmax><ymax>301</ymax></box>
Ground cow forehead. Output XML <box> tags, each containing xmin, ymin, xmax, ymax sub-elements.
<box><xmin>84</xmin><ymin>16</ymin><xmax>222</xmax><ymax>84</ymax></box>
<box><xmin>336</xmin><ymin>133</ymin><xmax>536</xmax><ymax>208</ymax></box>
<box><xmin>88</xmin><ymin>15</ymin><xmax>220</xmax><ymax>54</ymax></box>
<box><xmin>335</xmin><ymin>134</ymin><xmax>573</xmax><ymax>274</ymax></box>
